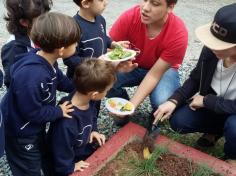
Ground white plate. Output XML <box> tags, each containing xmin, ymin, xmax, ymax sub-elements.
<box><xmin>104</xmin><ymin>48</ymin><xmax>136</xmax><ymax>62</ymax></box>
<box><xmin>105</xmin><ymin>97</ymin><xmax>135</xmax><ymax>115</ymax></box>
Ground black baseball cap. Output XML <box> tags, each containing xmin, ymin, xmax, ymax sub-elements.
<box><xmin>195</xmin><ymin>3</ymin><xmax>236</xmax><ymax>50</ymax></box>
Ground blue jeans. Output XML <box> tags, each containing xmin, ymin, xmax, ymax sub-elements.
<box><xmin>107</xmin><ymin>67</ymin><xmax>180</xmax><ymax>109</ymax></box>
<box><xmin>170</xmin><ymin>105</ymin><xmax>236</xmax><ymax>159</ymax></box>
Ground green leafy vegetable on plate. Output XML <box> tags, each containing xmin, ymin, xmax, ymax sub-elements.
<box><xmin>108</xmin><ymin>45</ymin><xmax>133</xmax><ymax>60</ymax></box>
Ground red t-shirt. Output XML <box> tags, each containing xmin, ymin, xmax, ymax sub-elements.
<box><xmin>109</xmin><ymin>6</ymin><xmax>188</xmax><ymax>69</ymax></box>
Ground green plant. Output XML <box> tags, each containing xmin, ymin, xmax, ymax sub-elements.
<box><xmin>127</xmin><ymin>146</ymin><xmax>167</xmax><ymax>176</ymax></box>
<box><xmin>192</xmin><ymin>164</ymin><xmax>222</xmax><ymax>176</ymax></box>
<box><xmin>159</xmin><ymin>123</ymin><xmax>225</xmax><ymax>158</ymax></box>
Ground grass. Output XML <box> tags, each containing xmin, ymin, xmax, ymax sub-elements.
<box><xmin>160</xmin><ymin>124</ymin><xmax>225</xmax><ymax>159</ymax></box>
<box><xmin>132</xmin><ymin>117</ymin><xmax>225</xmax><ymax>159</ymax></box>
<box><xmin>193</xmin><ymin>164</ymin><xmax>222</xmax><ymax>176</ymax></box>
<box><xmin>116</xmin><ymin>144</ymin><xmax>221</xmax><ymax>176</ymax></box>
<box><xmin>127</xmin><ymin>146</ymin><xmax>167</xmax><ymax>176</ymax></box>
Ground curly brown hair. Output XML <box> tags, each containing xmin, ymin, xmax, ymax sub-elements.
<box><xmin>4</xmin><ymin>0</ymin><xmax>52</xmax><ymax>35</ymax></box>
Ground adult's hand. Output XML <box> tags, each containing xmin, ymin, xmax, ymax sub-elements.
<box><xmin>153</xmin><ymin>100</ymin><xmax>177</xmax><ymax>123</ymax></box>
<box><xmin>112</xmin><ymin>41</ymin><xmax>130</xmax><ymax>49</ymax></box>
<box><xmin>189</xmin><ymin>94</ymin><xmax>204</xmax><ymax>111</ymax></box>
<box><xmin>98</xmin><ymin>54</ymin><xmax>138</xmax><ymax>73</ymax></box>
<box><xmin>116</xmin><ymin>60</ymin><xmax>138</xmax><ymax>73</ymax></box>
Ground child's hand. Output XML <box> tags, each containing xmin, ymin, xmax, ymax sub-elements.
<box><xmin>74</xmin><ymin>160</ymin><xmax>90</xmax><ymax>172</ymax></box>
<box><xmin>59</xmin><ymin>101</ymin><xmax>74</xmax><ymax>118</ymax></box>
<box><xmin>89</xmin><ymin>131</ymin><xmax>106</xmax><ymax>146</ymax></box>
<box><xmin>111</xmin><ymin>41</ymin><xmax>130</xmax><ymax>49</ymax></box>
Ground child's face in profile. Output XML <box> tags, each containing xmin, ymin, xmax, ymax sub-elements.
<box><xmin>89</xmin><ymin>0</ymin><xmax>108</xmax><ymax>16</ymax></box>
<box><xmin>61</xmin><ymin>43</ymin><xmax>77</xmax><ymax>59</ymax></box>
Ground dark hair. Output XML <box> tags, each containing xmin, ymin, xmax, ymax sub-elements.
<box><xmin>73</xmin><ymin>0</ymin><xmax>93</xmax><ymax>7</ymax></box>
<box><xmin>30</xmin><ymin>12</ymin><xmax>81</xmax><ymax>53</ymax></box>
<box><xmin>73</xmin><ymin>59</ymin><xmax>117</xmax><ymax>94</ymax></box>
<box><xmin>166</xmin><ymin>0</ymin><xmax>177</xmax><ymax>6</ymax></box>
<box><xmin>4</xmin><ymin>0</ymin><xmax>52</xmax><ymax>35</ymax></box>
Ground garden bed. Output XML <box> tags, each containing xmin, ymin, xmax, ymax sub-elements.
<box><xmin>71</xmin><ymin>122</ymin><xmax>236</xmax><ymax>176</ymax></box>
<box><xmin>96</xmin><ymin>141</ymin><xmax>220</xmax><ymax>176</ymax></box>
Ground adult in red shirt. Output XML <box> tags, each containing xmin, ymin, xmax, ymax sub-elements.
<box><xmin>107</xmin><ymin>0</ymin><xmax>188</xmax><ymax>125</ymax></box>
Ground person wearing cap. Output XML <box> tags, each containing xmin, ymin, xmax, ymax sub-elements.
<box><xmin>153</xmin><ymin>3</ymin><xmax>236</xmax><ymax>166</ymax></box>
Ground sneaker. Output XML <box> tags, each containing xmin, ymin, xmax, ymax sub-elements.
<box><xmin>196</xmin><ymin>133</ymin><xmax>221</xmax><ymax>147</ymax></box>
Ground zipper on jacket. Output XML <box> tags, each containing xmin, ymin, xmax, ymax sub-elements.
<box><xmin>198</xmin><ymin>60</ymin><xmax>204</xmax><ymax>94</ymax></box>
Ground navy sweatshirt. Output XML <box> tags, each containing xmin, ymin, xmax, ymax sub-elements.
<box><xmin>63</xmin><ymin>13</ymin><xmax>112</xmax><ymax>79</ymax></box>
<box><xmin>48</xmin><ymin>93</ymin><xmax>98</xmax><ymax>176</ymax></box>
<box><xmin>1</xmin><ymin>34</ymin><xmax>34</xmax><ymax>88</ymax></box>
<box><xmin>1</xmin><ymin>50</ymin><xmax>74</xmax><ymax>137</ymax></box>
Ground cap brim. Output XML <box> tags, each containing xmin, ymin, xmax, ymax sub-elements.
<box><xmin>195</xmin><ymin>23</ymin><xmax>236</xmax><ymax>50</ymax></box>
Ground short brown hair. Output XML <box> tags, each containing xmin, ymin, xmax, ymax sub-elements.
<box><xmin>166</xmin><ymin>0</ymin><xmax>177</xmax><ymax>6</ymax></box>
<box><xmin>30</xmin><ymin>12</ymin><xmax>81</xmax><ymax>53</ymax></box>
<box><xmin>73</xmin><ymin>59</ymin><xmax>117</xmax><ymax>94</ymax></box>
<box><xmin>73</xmin><ymin>0</ymin><xmax>93</xmax><ymax>7</ymax></box>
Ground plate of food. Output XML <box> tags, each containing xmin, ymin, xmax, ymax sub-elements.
<box><xmin>104</xmin><ymin>46</ymin><xmax>136</xmax><ymax>62</ymax></box>
<box><xmin>105</xmin><ymin>97</ymin><xmax>135</xmax><ymax>115</ymax></box>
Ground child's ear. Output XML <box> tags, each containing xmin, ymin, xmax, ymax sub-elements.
<box><xmin>19</xmin><ymin>19</ymin><xmax>30</xmax><ymax>27</ymax></box>
<box><xmin>58</xmin><ymin>47</ymin><xmax>65</xmax><ymax>57</ymax></box>
<box><xmin>81</xmin><ymin>0</ymin><xmax>91</xmax><ymax>8</ymax></box>
<box><xmin>90</xmin><ymin>91</ymin><xmax>99</xmax><ymax>99</ymax></box>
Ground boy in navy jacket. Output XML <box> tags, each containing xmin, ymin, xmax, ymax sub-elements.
<box><xmin>47</xmin><ymin>59</ymin><xmax>116</xmax><ymax>176</ymax></box>
<box><xmin>64</xmin><ymin>0</ymin><xmax>130</xmax><ymax>79</ymax></box>
<box><xmin>1</xmin><ymin>12</ymin><xmax>81</xmax><ymax>176</ymax></box>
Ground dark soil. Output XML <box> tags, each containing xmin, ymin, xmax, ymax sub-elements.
<box><xmin>96</xmin><ymin>141</ymin><xmax>221</xmax><ymax>176</ymax></box>
<box><xmin>157</xmin><ymin>154</ymin><xmax>196</xmax><ymax>176</ymax></box>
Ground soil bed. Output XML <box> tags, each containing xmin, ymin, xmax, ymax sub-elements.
<box><xmin>96</xmin><ymin>141</ymin><xmax>221</xmax><ymax>176</ymax></box>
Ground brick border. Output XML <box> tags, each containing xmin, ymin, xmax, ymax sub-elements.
<box><xmin>71</xmin><ymin>122</ymin><xmax>236</xmax><ymax>176</ymax></box>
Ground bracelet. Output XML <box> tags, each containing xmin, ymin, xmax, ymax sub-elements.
<box><xmin>168</xmin><ymin>99</ymin><xmax>178</xmax><ymax>106</ymax></box>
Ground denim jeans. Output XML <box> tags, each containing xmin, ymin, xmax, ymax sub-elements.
<box><xmin>170</xmin><ymin>105</ymin><xmax>236</xmax><ymax>159</ymax></box>
<box><xmin>107</xmin><ymin>67</ymin><xmax>180</xmax><ymax>109</ymax></box>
